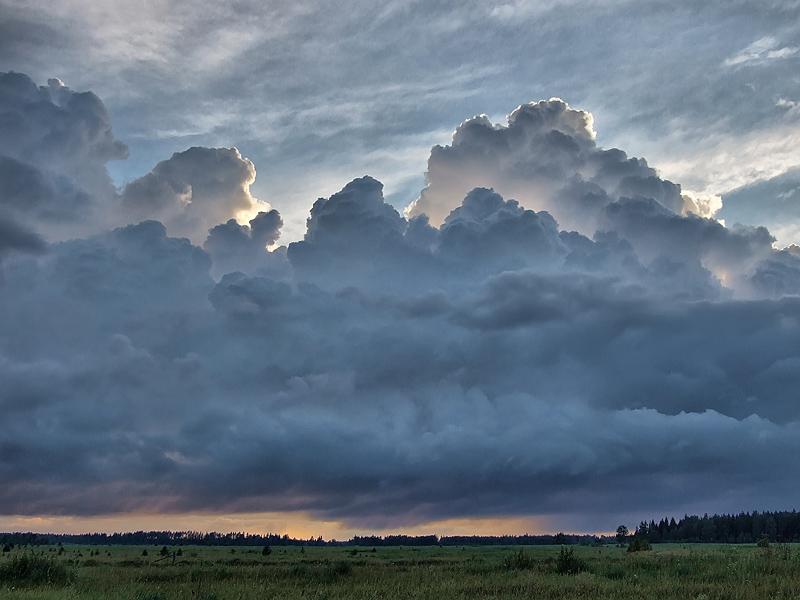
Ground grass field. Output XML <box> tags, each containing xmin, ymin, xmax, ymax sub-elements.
<box><xmin>0</xmin><ymin>542</ymin><xmax>797</xmax><ymax>599</ymax></box>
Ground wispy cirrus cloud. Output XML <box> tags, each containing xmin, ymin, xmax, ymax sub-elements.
<box><xmin>723</xmin><ymin>36</ymin><xmax>799</xmax><ymax>67</ymax></box>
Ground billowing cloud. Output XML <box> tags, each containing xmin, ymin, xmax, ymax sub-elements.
<box><xmin>204</xmin><ymin>209</ymin><xmax>288</xmax><ymax>279</ymax></box>
<box><xmin>406</xmin><ymin>99</ymin><xmax>687</xmax><ymax>232</ymax></box>
<box><xmin>122</xmin><ymin>146</ymin><xmax>268</xmax><ymax>244</ymax></box>
<box><xmin>2</xmin><ymin>76</ymin><xmax>800</xmax><ymax>532</ymax></box>
<box><xmin>0</xmin><ymin>71</ymin><xmax>128</xmax><ymax>240</ymax></box>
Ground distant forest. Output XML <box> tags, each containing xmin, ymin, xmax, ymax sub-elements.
<box><xmin>1</xmin><ymin>510</ymin><xmax>798</xmax><ymax>547</ymax></box>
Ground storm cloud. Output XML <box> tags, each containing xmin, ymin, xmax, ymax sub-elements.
<box><xmin>0</xmin><ymin>72</ymin><xmax>127</xmax><ymax>239</ymax></box>
<box><xmin>2</xmin><ymin>74</ymin><xmax>800</xmax><ymax>531</ymax></box>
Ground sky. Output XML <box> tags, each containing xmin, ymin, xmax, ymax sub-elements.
<box><xmin>1</xmin><ymin>0</ymin><xmax>800</xmax><ymax>538</ymax></box>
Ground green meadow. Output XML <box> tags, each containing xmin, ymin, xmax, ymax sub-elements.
<box><xmin>1</xmin><ymin>543</ymin><xmax>798</xmax><ymax>599</ymax></box>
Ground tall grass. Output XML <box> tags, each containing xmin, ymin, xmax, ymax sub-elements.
<box><xmin>1</xmin><ymin>543</ymin><xmax>798</xmax><ymax>599</ymax></box>
<box><xmin>0</xmin><ymin>552</ymin><xmax>73</xmax><ymax>586</ymax></box>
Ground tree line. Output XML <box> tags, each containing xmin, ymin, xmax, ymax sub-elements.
<box><xmin>0</xmin><ymin>530</ymin><xmax>611</xmax><ymax>547</ymax></box>
<box><xmin>631</xmin><ymin>510</ymin><xmax>800</xmax><ymax>544</ymax></box>
<box><xmin>2</xmin><ymin>510</ymin><xmax>799</xmax><ymax>547</ymax></box>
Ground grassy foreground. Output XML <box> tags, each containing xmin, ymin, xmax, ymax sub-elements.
<box><xmin>0</xmin><ymin>542</ymin><xmax>797</xmax><ymax>599</ymax></box>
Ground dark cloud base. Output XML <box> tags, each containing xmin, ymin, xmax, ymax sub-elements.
<box><xmin>2</xmin><ymin>73</ymin><xmax>800</xmax><ymax>530</ymax></box>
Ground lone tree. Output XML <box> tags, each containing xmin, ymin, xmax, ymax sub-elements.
<box><xmin>616</xmin><ymin>525</ymin><xmax>629</xmax><ymax>546</ymax></box>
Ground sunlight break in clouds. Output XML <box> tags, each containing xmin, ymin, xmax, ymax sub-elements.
<box><xmin>0</xmin><ymin>514</ymin><xmax>553</xmax><ymax>541</ymax></box>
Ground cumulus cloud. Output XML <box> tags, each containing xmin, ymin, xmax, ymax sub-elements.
<box><xmin>3</xmin><ymin>77</ymin><xmax>800</xmax><ymax>530</ymax></box>
<box><xmin>203</xmin><ymin>209</ymin><xmax>287</xmax><ymax>279</ymax></box>
<box><xmin>0</xmin><ymin>73</ymin><xmax>272</xmax><ymax>249</ymax></box>
<box><xmin>122</xmin><ymin>146</ymin><xmax>268</xmax><ymax>244</ymax></box>
<box><xmin>0</xmin><ymin>72</ymin><xmax>128</xmax><ymax>240</ymax></box>
<box><xmin>287</xmin><ymin>176</ymin><xmax>423</xmax><ymax>291</ymax></box>
<box><xmin>406</xmin><ymin>99</ymin><xmax>687</xmax><ymax>232</ymax></box>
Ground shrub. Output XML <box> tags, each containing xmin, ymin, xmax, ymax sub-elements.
<box><xmin>627</xmin><ymin>536</ymin><xmax>651</xmax><ymax>552</ymax></box>
<box><xmin>555</xmin><ymin>546</ymin><xmax>587</xmax><ymax>574</ymax></box>
<box><xmin>327</xmin><ymin>560</ymin><xmax>352</xmax><ymax>579</ymax></box>
<box><xmin>501</xmin><ymin>548</ymin><xmax>535</xmax><ymax>570</ymax></box>
<box><xmin>0</xmin><ymin>552</ymin><xmax>73</xmax><ymax>586</ymax></box>
<box><xmin>775</xmin><ymin>543</ymin><xmax>792</xmax><ymax>560</ymax></box>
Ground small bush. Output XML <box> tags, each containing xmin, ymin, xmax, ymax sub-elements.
<box><xmin>211</xmin><ymin>566</ymin><xmax>234</xmax><ymax>581</ymax></box>
<box><xmin>775</xmin><ymin>543</ymin><xmax>792</xmax><ymax>560</ymax></box>
<box><xmin>601</xmin><ymin>566</ymin><xmax>626</xmax><ymax>580</ymax></box>
<box><xmin>501</xmin><ymin>548</ymin><xmax>535</xmax><ymax>570</ymax></box>
<box><xmin>0</xmin><ymin>552</ymin><xmax>73</xmax><ymax>586</ymax></box>
<box><xmin>326</xmin><ymin>560</ymin><xmax>352</xmax><ymax>579</ymax></box>
<box><xmin>555</xmin><ymin>546</ymin><xmax>587</xmax><ymax>574</ymax></box>
<box><xmin>627</xmin><ymin>536</ymin><xmax>651</xmax><ymax>552</ymax></box>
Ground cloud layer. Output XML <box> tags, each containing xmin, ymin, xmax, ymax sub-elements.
<box><xmin>2</xmin><ymin>74</ymin><xmax>800</xmax><ymax>530</ymax></box>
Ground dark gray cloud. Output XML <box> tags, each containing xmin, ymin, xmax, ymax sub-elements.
<box><xmin>286</xmin><ymin>176</ymin><xmax>426</xmax><ymax>291</ymax></box>
<box><xmin>438</xmin><ymin>187</ymin><xmax>567</xmax><ymax>275</ymax></box>
<box><xmin>0</xmin><ymin>71</ymin><xmax>127</xmax><ymax>239</ymax></box>
<box><xmin>0</xmin><ymin>212</ymin><xmax>46</xmax><ymax>267</ymax></box>
<box><xmin>204</xmin><ymin>210</ymin><xmax>287</xmax><ymax>279</ymax></box>
<box><xmin>3</xmin><ymin>75</ymin><xmax>800</xmax><ymax>533</ymax></box>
